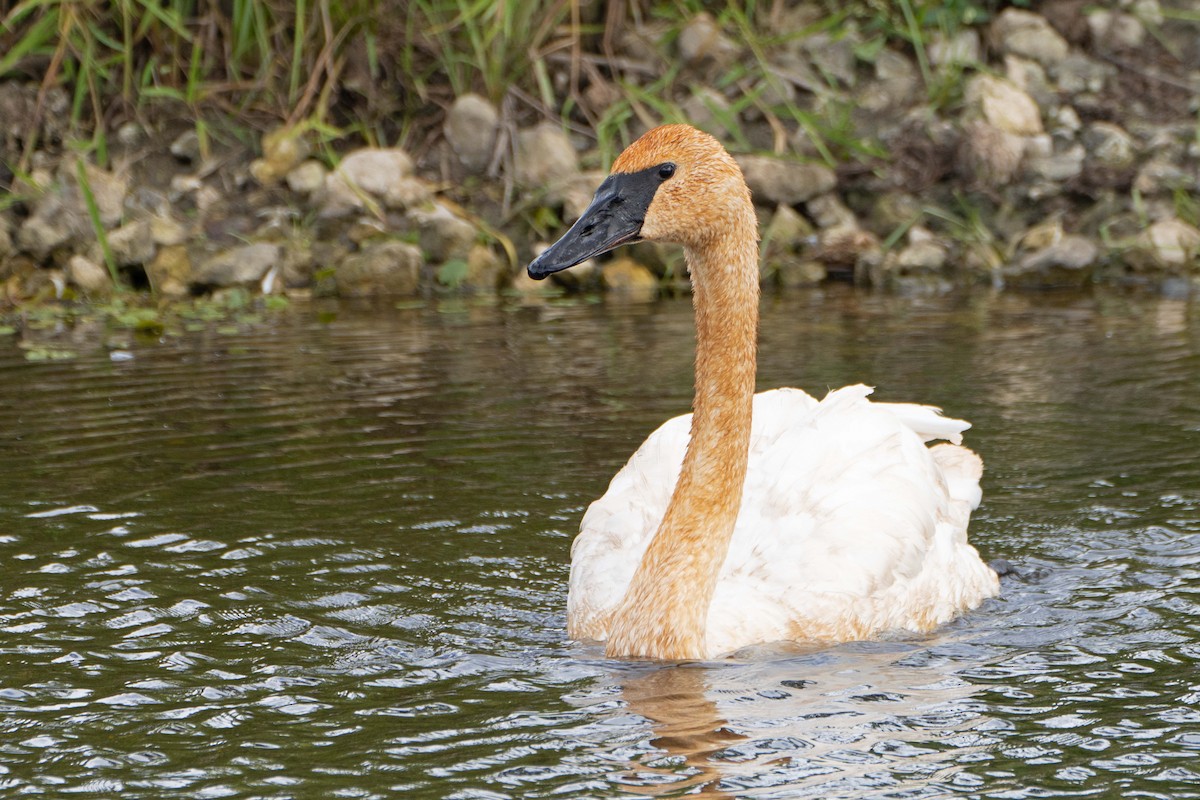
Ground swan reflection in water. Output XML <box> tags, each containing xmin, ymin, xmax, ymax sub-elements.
<box><xmin>588</xmin><ymin>640</ymin><xmax>997</xmax><ymax>797</ymax></box>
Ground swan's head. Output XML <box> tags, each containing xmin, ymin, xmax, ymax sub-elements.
<box><xmin>528</xmin><ymin>124</ymin><xmax>753</xmax><ymax>280</ymax></box>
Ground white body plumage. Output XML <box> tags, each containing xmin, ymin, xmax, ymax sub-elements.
<box><xmin>567</xmin><ymin>385</ymin><xmax>1000</xmax><ymax>659</ymax></box>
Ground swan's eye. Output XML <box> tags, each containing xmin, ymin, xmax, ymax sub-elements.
<box><xmin>657</xmin><ymin>163</ymin><xmax>676</xmax><ymax>181</ymax></box>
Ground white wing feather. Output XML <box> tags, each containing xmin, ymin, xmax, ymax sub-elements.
<box><xmin>567</xmin><ymin>385</ymin><xmax>999</xmax><ymax>658</ymax></box>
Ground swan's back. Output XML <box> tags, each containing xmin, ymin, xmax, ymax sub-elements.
<box><xmin>568</xmin><ymin>385</ymin><xmax>999</xmax><ymax>657</ymax></box>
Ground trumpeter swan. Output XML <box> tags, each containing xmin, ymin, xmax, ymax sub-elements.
<box><xmin>528</xmin><ymin>124</ymin><xmax>998</xmax><ymax>660</ymax></box>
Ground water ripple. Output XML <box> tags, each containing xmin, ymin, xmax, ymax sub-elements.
<box><xmin>0</xmin><ymin>292</ymin><xmax>1198</xmax><ymax>798</ymax></box>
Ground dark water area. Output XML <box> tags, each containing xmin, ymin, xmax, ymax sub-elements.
<box><xmin>1</xmin><ymin>288</ymin><xmax>1198</xmax><ymax>798</ymax></box>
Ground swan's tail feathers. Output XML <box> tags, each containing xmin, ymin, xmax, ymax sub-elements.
<box><xmin>874</xmin><ymin>401</ymin><xmax>971</xmax><ymax>445</ymax></box>
<box><xmin>930</xmin><ymin>443</ymin><xmax>984</xmax><ymax>509</ymax></box>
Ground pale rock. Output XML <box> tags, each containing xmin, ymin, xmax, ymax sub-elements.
<box><xmin>561</xmin><ymin>170</ymin><xmax>608</xmax><ymax>223</ymax></box>
<box><xmin>66</xmin><ymin>255</ymin><xmax>111</xmax><ymax>295</ymax></box>
<box><xmin>896</xmin><ymin>240</ymin><xmax>947</xmax><ymax>273</ymax></box>
<box><xmin>1007</xmin><ymin>234</ymin><xmax>1098</xmax><ymax>287</ymax></box>
<box><xmin>1050</xmin><ymin>53</ymin><xmax>1113</xmax><ymax>94</ymax></box>
<box><xmin>444</xmin><ymin>93</ymin><xmax>499</xmax><ymax>174</ymax></box>
<box><xmin>1134</xmin><ymin>219</ymin><xmax>1200</xmax><ymax>271</ymax></box>
<box><xmin>410</xmin><ymin>202</ymin><xmax>477</xmax><ymax>262</ymax></box>
<box><xmin>1134</xmin><ymin>158</ymin><xmax>1197</xmax><ymax>195</ymax></box>
<box><xmin>321</xmin><ymin>148</ymin><xmax>415</xmax><ymax>214</ymax></box>
<box><xmin>385</xmin><ymin>176</ymin><xmax>434</xmax><ymax>211</ymax></box>
<box><xmin>335</xmin><ymin>240</ymin><xmax>422</xmax><ymax>296</ymax></box>
<box><xmin>1133</xmin><ymin>0</ymin><xmax>1164</xmax><ymax>26</ymax></box>
<box><xmin>929</xmin><ymin>29</ymin><xmax>981</xmax><ymax>66</ymax></box>
<box><xmin>601</xmin><ymin>257</ymin><xmax>658</xmax><ymax>300</ymax></box>
<box><xmin>193</xmin><ymin>243</ymin><xmax>281</xmax><ymax>287</ymax></box>
<box><xmin>678</xmin><ymin>13</ymin><xmax>740</xmax><ymax>68</ymax></box>
<box><xmin>1087</xmin><ymin>10</ymin><xmax>1146</xmax><ymax>49</ymax></box>
<box><xmin>991</xmin><ymin>8</ymin><xmax>1070</xmax><ymax>66</ymax></box>
<box><xmin>968</xmin><ymin>75</ymin><xmax>1043</xmax><ymax>136</ymax></box>
<box><xmin>1055</xmin><ymin>106</ymin><xmax>1082</xmax><ymax>133</ymax></box>
<box><xmin>806</xmin><ymin>194</ymin><xmax>857</xmax><ymax>230</ymax></box>
<box><xmin>286</xmin><ymin>160</ymin><xmax>327</xmax><ymax>195</ymax></box>
<box><xmin>17</xmin><ymin>216</ymin><xmax>69</xmax><ymax>261</ymax></box>
<box><xmin>858</xmin><ymin>49</ymin><xmax>918</xmax><ymax>111</ymax></box>
<box><xmin>961</xmin><ymin>121</ymin><xmax>1027</xmax><ymax>185</ymax></box>
<box><xmin>1027</xmin><ymin>142</ymin><xmax>1084</xmax><ymax>182</ymax></box>
<box><xmin>106</xmin><ymin>219</ymin><xmax>155</xmax><ymax>266</ymax></box>
<box><xmin>1004</xmin><ymin>56</ymin><xmax>1052</xmax><ymax>109</ymax></box>
<box><xmin>735</xmin><ymin>155</ymin><xmax>836</xmax><ymax>205</ymax></box>
<box><xmin>147</xmin><ymin>245</ymin><xmax>192</xmax><ymax>298</ymax></box>
<box><xmin>513</xmin><ymin>123</ymin><xmax>579</xmax><ymax>199</ymax></box>
<box><xmin>1083</xmin><ymin>122</ymin><xmax>1136</xmax><ymax>169</ymax></box>
<box><xmin>150</xmin><ymin>215</ymin><xmax>188</xmax><ymax>247</ymax></box>
<box><xmin>681</xmin><ymin>88</ymin><xmax>734</xmax><ymax>140</ymax></box>
<box><xmin>170</xmin><ymin>130</ymin><xmax>201</xmax><ymax>162</ymax></box>
<box><xmin>251</xmin><ymin>126</ymin><xmax>310</xmax><ymax>185</ymax></box>
<box><xmin>778</xmin><ymin>261</ymin><xmax>827</xmax><ymax>288</ymax></box>
<box><xmin>464</xmin><ymin>244</ymin><xmax>505</xmax><ymax>291</ymax></box>
<box><xmin>804</xmin><ymin>32</ymin><xmax>857</xmax><ymax>87</ymax></box>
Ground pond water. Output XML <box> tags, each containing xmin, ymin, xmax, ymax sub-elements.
<box><xmin>1</xmin><ymin>288</ymin><xmax>1198</xmax><ymax>799</ymax></box>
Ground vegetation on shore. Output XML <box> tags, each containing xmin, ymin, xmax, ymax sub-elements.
<box><xmin>2</xmin><ymin>0</ymin><xmax>1199</xmax><ymax>329</ymax></box>
<box><xmin>1</xmin><ymin>1</ymin><xmax>1024</xmax><ymax>168</ymax></box>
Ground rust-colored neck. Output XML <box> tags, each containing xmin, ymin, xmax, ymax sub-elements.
<box><xmin>606</xmin><ymin>224</ymin><xmax>760</xmax><ymax>660</ymax></box>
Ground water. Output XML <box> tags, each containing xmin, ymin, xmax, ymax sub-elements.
<box><xmin>1</xmin><ymin>288</ymin><xmax>1198</xmax><ymax>799</ymax></box>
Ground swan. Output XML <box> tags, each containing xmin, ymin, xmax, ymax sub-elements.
<box><xmin>528</xmin><ymin>124</ymin><xmax>999</xmax><ymax>660</ymax></box>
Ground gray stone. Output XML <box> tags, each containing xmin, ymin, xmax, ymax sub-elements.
<box><xmin>1087</xmin><ymin>10</ymin><xmax>1146</xmax><ymax>49</ymax></box>
<box><xmin>170</xmin><ymin>130</ymin><xmax>201</xmax><ymax>162</ymax></box>
<box><xmin>991</xmin><ymin>8</ymin><xmax>1069</xmax><ymax>66</ymax></box>
<box><xmin>677</xmin><ymin>13</ymin><xmax>739</xmax><ymax>68</ymax></box>
<box><xmin>17</xmin><ymin>216</ymin><xmax>71</xmax><ymax>262</ymax></box>
<box><xmin>336</xmin><ymin>241</ymin><xmax>422</xmax><ymax>296</ymax></box>
<box><xmin>929</xmin><ymin>29</ymin><xmax>981</xmax><ymax>67</ymax></box>
<box><xmin>384</xmin><ymin>176</ymin><xmax>433</xmax><ymax>211</ymax></box>
<box><xmin>735</xmin><ymin>155</ymin><xmax>836</xmax><ymax>205</ymax></box>
<box><xmin>409</xmin><ymin>202</ymin><xmax>478</xmax><ymax>262</ymax></box>
<box><xmin>1134</xmin><ymin>158</ymin><xmax>1197</xmax><ymax>195</ymax></box>
<box><xmin>444</xmin><ymin>93</ymin><xmax>499</xmax><ymax>174</ymax></box>
<box><xmin>1130</xmin><ymin>219</ymin><xmax>1200</xmax><ymax>272</ymax></box>
<box><xmin>1008</xmin><ymin>235</ymin><xmax>1098</xmax><ymax>287</ymax></box>
<box><xmin>897</xmin><ymin>240</ymin><xmax>948</xmax><ymax>273</ymax></box>
<box><xmin>19</xmin><ymin>161</ymin><xmax>130</xmax><ymax>259</ymax></box>
<box><xmin>513</xmin><ymin>123</ymin><xmax>579</xmax><ymax>198</ymax></box>
<box><xmin>463</xmin><ymin>244</ymin><xmax>506</xmax><ymax>291</ymax></box>
<box><xmin>286</xmin><ymin>160</ymin><xmax>327</xmax><ymax>195</ymax></box>
<box><xmin>66</xmin><ymin>255</ymin><xmax>111</xmax><ymax>295</ymax></box>
<box><xmin>967</xmin><ymin>75</ymin><xmax>1043</xmax><ymax>136</ymax></box>
<box><xmin>804</xmin><ymin>31</ymin><xmax>857</xmax><ymax>87</ymax></box>
<box><xmin>1027</xmin><ymin>143</ymin><xmax>1085</xmax><ymax>182</ymax></box>
<box><xmin>193</xmin><ymin>243</ymin><xmax>281</xmax><ymax>286</ymax></box>
<box><xmin>960</xmin><ymin>121</ymin><xmax>1026</xmax><ymax>185</ymax></box>
<box><xmin>806</xmin><ymin>194</ymin><xmax>857</xmax><ymax>230</ymax></box>
<box><xmin>251</xmin><ymin>126</ymin><xmax>310</xmax><ymax>185</ymax></box>
<box><xmin>1050</xmin><ymin>53</ymin><xmax>1113</xmax><ymax>94</ymax></box>
<box><xmin>321</xmin><ymin>148</ymin><xmax>416</xmax><ymax>215</ymax></box>
<box><xmin>150</xmin><ymin>215</ymin><xmax>188</xmax><ymax>247</ymax></box>
<box><xmin>1083</xmin><ymin>122</ymin><xmax>1136</xmax><ymax>169</ymax></box>
<box><xmin>681</xmin><ymin>88</ymin><xmax>734</xmax><ymax>140</ymax></box>
<box><xmin>106</xmin><ymin>219</ymin><xmax>155</xmax><ymax>266</ymax></box>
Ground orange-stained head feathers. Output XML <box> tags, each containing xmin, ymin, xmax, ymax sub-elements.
<box><xmin>527</xmin><ymin>124</ymin><xmax>756</xmax><ymax>280</ymax></box>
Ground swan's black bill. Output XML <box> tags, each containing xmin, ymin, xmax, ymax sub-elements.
<box><xmin>527</xmin><ymin>166</ymin><xmax>663</xmax><ymax>280</ymax></box>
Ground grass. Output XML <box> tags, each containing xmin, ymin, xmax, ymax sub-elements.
<box><xmin>0</xmin><ymin>0</ymin><xmax>1024</xmax><ymax>170</ymax></box>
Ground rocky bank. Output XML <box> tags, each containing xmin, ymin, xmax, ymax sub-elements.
<box><xmin>2</xmin><ymin>1</ymin><xmax>1199</xmax><ymax>309</ymax></box>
